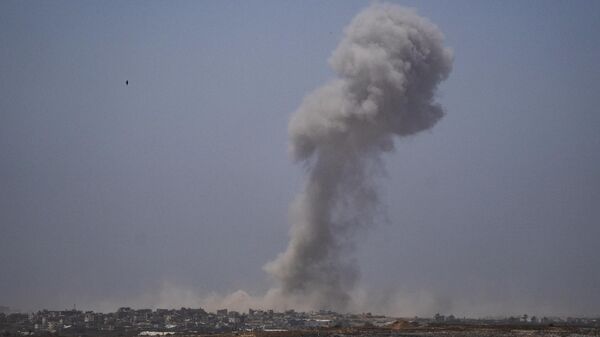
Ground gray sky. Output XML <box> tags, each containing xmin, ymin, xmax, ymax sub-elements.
<box><xmin>1</xmin><ymin>0</ymin><xmax>599</xmax><ymax>317</ymax></box>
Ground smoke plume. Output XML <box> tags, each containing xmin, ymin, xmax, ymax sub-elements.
<box><xmin>265</xmin><ymin>3</ymin><xmax>453</xmax><ymax>311</ymax></box>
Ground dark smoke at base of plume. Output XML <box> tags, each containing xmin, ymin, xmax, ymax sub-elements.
<box><xmin>264</xmin><ymin>3</ymin><xmax>453</xmax><ymax>311</ymax></box>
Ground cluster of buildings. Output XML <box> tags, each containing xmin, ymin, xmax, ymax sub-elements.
<box><xmin>1</xmin><ymin>306</ymin><xmax>598</xmax><ymax>336</ymax></box>
<box><xmin>431</xmin><ymin>313</ymin><xmax>599</xmax><ymax>327</ymax></box>
<box><xmin>0</xmin><ymin>307</ymin><xmax>393</xmax><ymax>336</ymax></box>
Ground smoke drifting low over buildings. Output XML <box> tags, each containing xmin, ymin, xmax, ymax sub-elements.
<box><xmin>0</xmin><ymin>307</ymin><xmax>389</xmax><ymax>335</ymax></box>
<box><xmin>2</xmin><ymin>306</ymin><xmax>599</xmax><ymax>337</ymax></box>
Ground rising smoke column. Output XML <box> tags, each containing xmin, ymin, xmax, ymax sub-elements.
<box><xmin>265</xmin><ymin>3</ymin><xmax>453</xmax><ymax>310</ymax></box>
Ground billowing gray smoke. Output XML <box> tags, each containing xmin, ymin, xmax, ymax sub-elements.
<box><xmin>265</xmin><ymin>3</ymin><xmax>453</xmax><ymax>311</ymax></box>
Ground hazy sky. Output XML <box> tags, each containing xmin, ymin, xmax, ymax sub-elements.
<box><xmin>1</xmin><ymin>1</ymin><xmax>599</xmax><ymax>317</ymax></box>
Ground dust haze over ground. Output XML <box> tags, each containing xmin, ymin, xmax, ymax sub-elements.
<box><xmin>263</xmin><ymin>3</ymin><xmax>453</xmax><ymax>312</ymax></box>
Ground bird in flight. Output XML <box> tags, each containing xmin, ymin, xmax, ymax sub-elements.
<box><xmin>125</xmin><ymin>80</ymin><xmax>129</xmax><ymax>86</ymax></box>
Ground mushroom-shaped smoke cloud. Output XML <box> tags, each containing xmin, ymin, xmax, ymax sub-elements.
<box><xmin>265</xmin><ymin>3</ymin><xmax>453</xmax><ymax>311</ymax></box>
